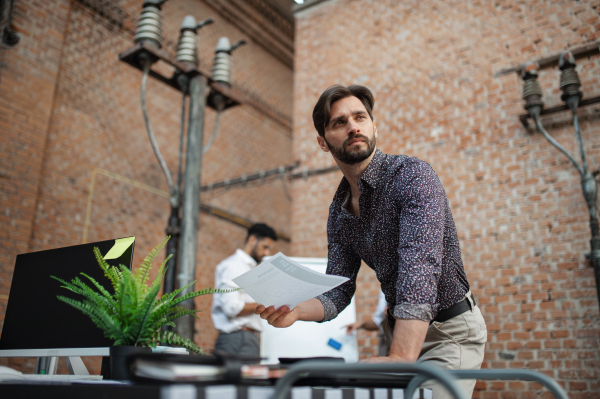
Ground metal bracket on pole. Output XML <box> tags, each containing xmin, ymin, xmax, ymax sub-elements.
<box><xmin>118</xmin><ymin>41</ymin><xmax>244</xmax><ymax>110</ymax></box>
<box><xmin>118</xmin><ymin>41</ymin><xmax>246</xmax><ymax>340</ymax></box>
<box><xmin>518</xmin><ymin>95</ymin><xmax>600</xmax><ymax>128</ymax></box>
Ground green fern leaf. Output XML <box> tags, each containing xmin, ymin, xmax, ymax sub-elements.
<box><xmin>126</xmin><ymin>280</ymin><xmax>161</xmax><ymax>344</ymax></box>
<box><xmin>117</xmin><ymin>268</ymin><xmax>137</xmax><ymax>333</ymax></box>
<box><xmin>136</xmin><ymin>236</ymin><xmax>169</xmax><ymax>288</ymax></box>
<box><xmin>70</xmin><ymin>277</ymin><xmax>116</xmax><ymax>312</ymax></box>
<box><xmin>169</xmin><ymin>287</ymin><xmax>237</xmax><ymax>308</ymax></box>
<box><xmin>80</xmin><ymin>273</ymin><xmax>116</xmax><ymax>305</ymax></box>
<box><xmin>93</xmin><ymin>247</ymin><xmax>120</xmax><ymax>293</ymax></box>
<box><xmin>150</xmin><ymin>280</ymin><xmax>197</xmax><ymax>319</ymax></box>
<box><xmin>153</xmin><ymin>280</ymin><xmax>195</xmax><ymax>308</ymax></box>
<box><xmin>55</xmin><ymin>276</ymin><xmax>116</xmax><ymax>316</ymax></box>
<box><xmin>55</xmin><ymin>237</ymin><xmax>225</xmax><ymax>349</ymax></box>
<box><xmin>57</xmin><ymin>296</ymin><xmax>129</xmax><ymax>345</ymax></box>
<box><xmin>149</xmin><ymin>306</ymin><xmax>202</xmax><ymax>332</ymax></box>
<box><xmin>145</xmin><ymin>254</ymin><xmax>171</xmax><ymax>297</ymax></box>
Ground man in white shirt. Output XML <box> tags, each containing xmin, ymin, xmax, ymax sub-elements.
<box><xmin>211</xmin><ymin>223</ymin><xmax>278</xmax><ymax>359</ymax></box>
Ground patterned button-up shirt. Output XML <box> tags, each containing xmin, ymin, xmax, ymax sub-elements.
<box><xmin>316</xmin><ymin>149</ymin><xmax>470</xmax><ymax>324</ymax></box>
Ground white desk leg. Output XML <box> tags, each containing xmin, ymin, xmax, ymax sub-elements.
<box><xmin>66</xmin><ymin>356</ymin><xmax>90</xmax><ymax>375</ymax></box>
<box><xmin>48</xmin><ymin>357</ymin><xmax>59</xmax><ymax>375</ymax></box>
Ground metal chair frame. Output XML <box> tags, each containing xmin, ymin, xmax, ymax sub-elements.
<box><xmin>272</xmin><ymin>361</ymin><xmax>569</xmax><ymax>399</ymax></box>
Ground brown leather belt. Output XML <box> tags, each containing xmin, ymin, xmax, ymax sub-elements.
<box><xmin>385</xmin><ymin>293</ymin><xmax>476</xmax><ymax>329</ymax></box>
<box><xmin>239</xmin><ymin>326</ymin><xmax>260</xmax><ymax>340</ymax></box>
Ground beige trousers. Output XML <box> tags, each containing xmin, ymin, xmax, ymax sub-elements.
<box><xmin>383</xmin><ymin>292</ymin><xmax>487</xmax><ymax>399</ymax></box>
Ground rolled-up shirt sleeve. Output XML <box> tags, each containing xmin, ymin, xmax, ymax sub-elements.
<box><xmin>394</xmin><ymin>161</ymin><xmax>446</xmax><ymax>322</ymax></box>
<box><xmin>316</xmin><ymin>239</ymin><xmax>361</xmax><ymax>322</ymax></box>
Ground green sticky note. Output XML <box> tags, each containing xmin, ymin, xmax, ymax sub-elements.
<box><xmin>103</xmin><ymin>237</ymin><xmax>135</xmax><ymax>260</ymax></box>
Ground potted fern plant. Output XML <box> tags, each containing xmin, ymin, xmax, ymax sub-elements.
<box><xmin>51</xmin><ymin>237</ymin><xmax>232</xmax><ymax>378</ymax></box>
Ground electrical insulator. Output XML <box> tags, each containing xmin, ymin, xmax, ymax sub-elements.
<box><xmin>521</xmin><ymin>62</ymin><xmax>544</xmax><ymax>115</ymax></box>
<box><xmin>134</xmin><ymin>0</ymin><xmax>167</xmax><ymax>49</ymax></box>
<box><xmin>175</xmin><ymin>16</ymin><xmax>213</xmax><ymax>68</ymax></box>
<box><xmin>559</xmin><ymin>51</ymin><xmax>582</xmax><ymax>104</ymax></box>
<box><xmin>212</xmin><ymin>37</ymin><xmax>233</xmax><ymax>86</ymax></box>
<box><xmin>211</xmin><ymin>37</ymin><xmax>247</xmax><ymax>86</ymax></box>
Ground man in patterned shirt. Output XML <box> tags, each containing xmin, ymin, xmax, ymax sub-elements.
<box><xmin>256</xmin><ymin>85</ymin><xmax>486</xmax><ymax>398</ymax></box>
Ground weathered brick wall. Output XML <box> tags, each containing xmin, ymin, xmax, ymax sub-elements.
<box><xmin>0</xmin><ymin>0</ymin><xmax>292</xmax><ymax>373</ymax></box>
<box><xmin>292</xmin><ymin>0</ymin><xmax>600</xmax><ymax>396</ymax></box>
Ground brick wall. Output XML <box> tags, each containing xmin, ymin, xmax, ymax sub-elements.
<box><xmin>292</xmin><ymin>0</ymin><xmax>600</xmax><ymax>396</ymax></box>
<box><xmin>0</xmin><ymin>0</ymin><xmax>292</xmax><ymax>373</ymax></box>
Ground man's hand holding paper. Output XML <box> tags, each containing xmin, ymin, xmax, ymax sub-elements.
<box><xmin>231</xmin><ymin>253</ymin><xmax>348</xmax><ymax>328</ymax></box>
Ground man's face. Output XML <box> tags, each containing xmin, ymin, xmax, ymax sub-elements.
<box><xmin>317</xmin><ymin>96</ymin><xmax>377</xmax><ymax>165</ymax></box>
<box><xmin>249</xmin><ymin>236</ymin><xmax>275</xmax><ymax>263</ymax></box>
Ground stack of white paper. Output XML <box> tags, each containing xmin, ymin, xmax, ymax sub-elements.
<box><xmin>232</xmin><ymin>253</ymin><xmax>349</xmax><ymax>309</ymax></box>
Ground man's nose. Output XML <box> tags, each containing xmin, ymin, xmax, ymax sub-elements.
<box><xmin>347</xmin><ymin>118</ymin><xmax>359</xmax><ymax>134</ymax></box>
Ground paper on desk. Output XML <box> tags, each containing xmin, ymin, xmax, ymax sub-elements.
<box><xmin>232</xmin><ymin>252</ymin><xmax>349</xmax><ymax>309</ymax></box>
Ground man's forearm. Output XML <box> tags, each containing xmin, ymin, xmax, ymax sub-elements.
<box><xmin>295</xmin><ymin>298</ymin><xmax>326</xmax><ymax>322</ymax></box>
<box><xmin>388</xmin><ymin>319</ymin><xmax>429</xmax><ymax>361</ymax></box>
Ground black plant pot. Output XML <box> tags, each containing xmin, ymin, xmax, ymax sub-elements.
<box><xmin>109</xmin><ymin>346</ymin><xmax>152</xmax><ymax>380</ymax></box>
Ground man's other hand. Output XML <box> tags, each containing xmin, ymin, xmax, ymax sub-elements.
<box><xmin>344</xmin><ymin>319</ymin><xmax>378</xmax><ymax>335</ymax></box>
<box><xmin>344</xmin><ymin>321</ymin><xmax>363</xmax><ymax>335</ymax></box>
<box><xmin>254</xmin><ymin>305</ymin><xmax>299</xmax><ymax>328</ymax></box>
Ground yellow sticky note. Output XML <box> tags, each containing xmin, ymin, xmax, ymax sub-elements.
<box><xmin>103</xmin><ymin>237</ymin><xmax>135</xmax><ymax>260</ymax></box>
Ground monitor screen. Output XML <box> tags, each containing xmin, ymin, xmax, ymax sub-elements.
<box><xmin>0</xmin><ymin>238</ymin><xmax>135</xmax><ymax>357</ymax></box>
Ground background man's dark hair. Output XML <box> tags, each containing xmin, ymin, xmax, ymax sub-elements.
<box><xmin>247</xmin><ymin>223</ymin><xmax>278</xmax><ymax>242</ymax></box>
<box><xmin>312</xmin><ymin>85</ymin><xmax>375</xmax><ymax>137</ymax></box>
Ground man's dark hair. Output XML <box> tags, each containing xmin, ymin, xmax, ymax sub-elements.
<box><xmin>247</xmin><ymin>223</ymin><xmax>278</xmax><ymax>242</ymax></box>
<box><xmin>312</xmin><ymin>85</ymin><xmax>375</xmax><ymax>137</ymax></box>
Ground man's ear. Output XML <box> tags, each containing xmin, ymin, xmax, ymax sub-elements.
<box><xmin>373</xmin><ymin>120</ymin><xmax>378</xmax><ymax>139</ymax></box>
<box><xmin>317</xmin><ymin>135</ymin><xmax>330</xmax><ymax>153</ymax></box>
<box><xmin>246</xmin><ymin>235</ymin><xmax>257</xmax><ymax>249</ymax></box>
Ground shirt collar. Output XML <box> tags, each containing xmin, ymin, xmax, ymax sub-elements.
<box><xmin>360</xmin><ymin>149</ymin><xmax>385</xmax><ymax>189</ymax></box>
<box><xmin>235</xmin><ymin>248</ymin><xmax>257</xmax><ymax>267</ymax></box>
<box><xmin>333</xmin><ymin>149</ymin><xmax>385</xmax><ymax>218</ymax></box>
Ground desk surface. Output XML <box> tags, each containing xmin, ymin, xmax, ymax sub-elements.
<box><xmin>0</xmin><ymin>381</ymin><xmax>431</xmax><ymax>399</ymax></box>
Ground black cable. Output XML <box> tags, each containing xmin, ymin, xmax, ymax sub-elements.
<box><xmin>176</xmin><ymin>89</ymin><xmax>187</xmax><ymax>200</ymax></box>
<box><xmin>140</xmin><ymin>57</ymin><xmax>176</xmax><ymax>202</ymax></box>
<box><xmin>533</xmin><ymin>114</ymin><xmax>583</xmax><ymax>177</ymax></box>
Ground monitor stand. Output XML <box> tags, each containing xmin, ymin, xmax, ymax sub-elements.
<box><xmin>36</xmin><ymin>356</ymin><xmax>90</xmax><ymax>375</ymax></box>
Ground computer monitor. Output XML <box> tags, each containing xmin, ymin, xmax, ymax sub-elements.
<box><xmin>0</xmin><ymin>238</ymin><xmax>135</xmax><ymax>358</ymax></box>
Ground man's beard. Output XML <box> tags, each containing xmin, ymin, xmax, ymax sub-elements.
<box><xmin>324</xmin><ymin>131</ymin><xmax>376</xmax><ymax>165</ymax></box>
<box><xmin>250</xmin><ymin>243</ymin><xmax>261</xmax><ymax>263</ymax></box>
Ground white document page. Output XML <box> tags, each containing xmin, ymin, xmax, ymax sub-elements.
<box><xmin>232</xmin><ymin>253</ymin><xmax>349</xmax><ymax>309</ymax></box>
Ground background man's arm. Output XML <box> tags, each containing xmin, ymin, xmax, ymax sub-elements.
<box><xmin>345</xmin><ymin>319</ymin><xmax>379</xmax><ymax>335</ymax></box>
<box><xmin>237</xmin><ymin>303</ymin><xmax>259</xmax><ymax>317</ymax></box>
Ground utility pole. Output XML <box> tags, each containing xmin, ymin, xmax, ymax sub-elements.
<box><xmin>176</xmin><ymin>74</ymin><xmax>207</xmax><ymax>339</ymax></box>
<box><xmin>521</xmin><ymin>53</ymin><xmax>600</xmax><ymax>312</ymax></box>
<box><xmin>119</xmin><ymin>2</ymin><xmax>246</xmax><ymax>341</ymax></box>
